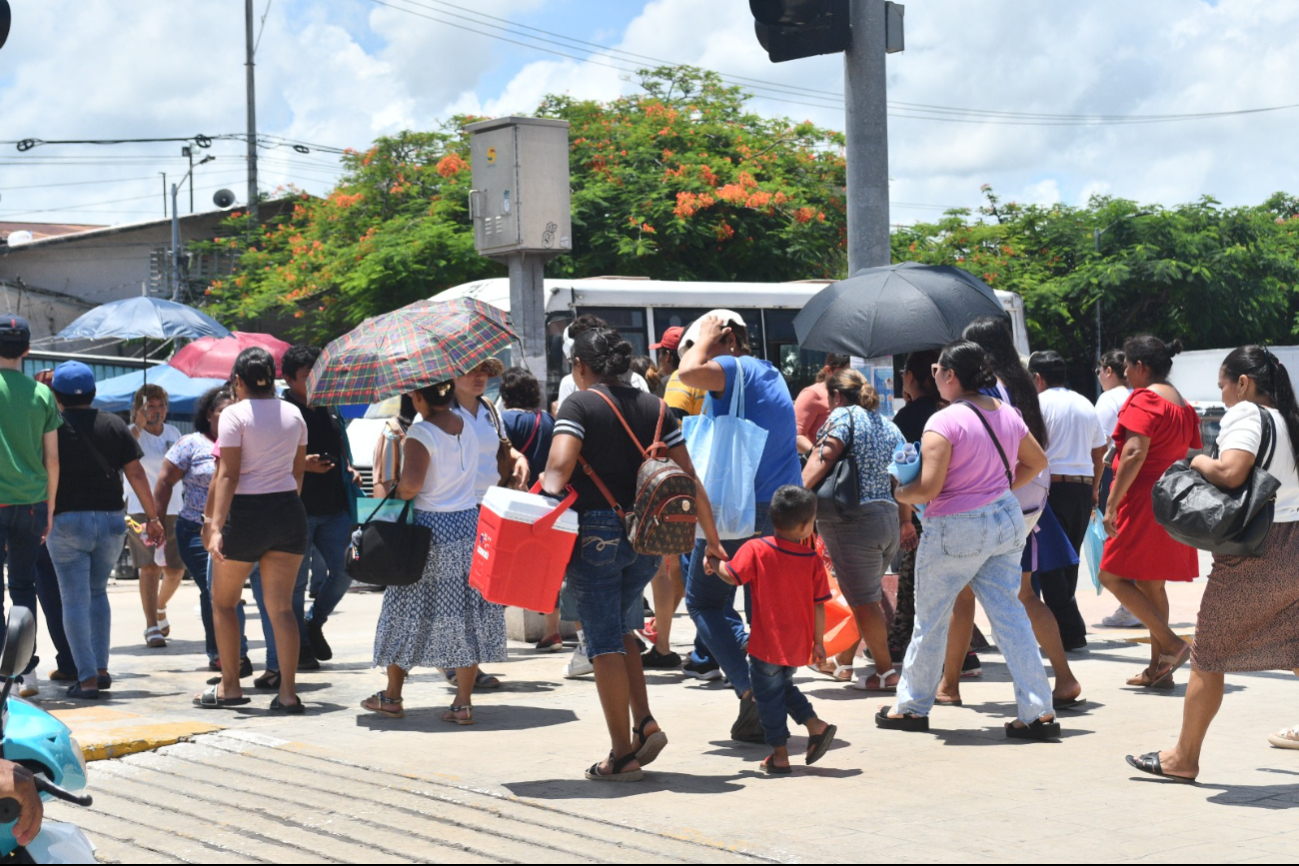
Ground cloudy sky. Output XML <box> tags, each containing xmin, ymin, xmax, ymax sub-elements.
<box><xmin>0</xmin><ymin>0</ymin><xmax>1294</xmax><ymax>229</ymax></box>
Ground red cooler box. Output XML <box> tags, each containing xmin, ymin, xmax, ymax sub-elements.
<box><xmin>470</xmin><ymin>485</ymin><xmax>579</xmax><ymax>613</ymax></box>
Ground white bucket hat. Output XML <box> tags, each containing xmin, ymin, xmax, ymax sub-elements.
<box><xmin>681</xmin><ymin>309</ymin><xmax>747</xmax><ymax>350</ymax></box>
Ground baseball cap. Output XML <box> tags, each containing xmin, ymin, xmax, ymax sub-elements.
<box><xmin>51</xmin><ymin>361</ymin><xmax>96</xmax><ymax>396</ymax></box>
<box><xmin>651</xmin><ymin>326</ymin><xmax>684</xmax><ymax>352</ymax></box>
<box><xmin>681</xmin><ymin>309</ymin><xmax>747</xmax><ymax>350</ymax></box>
<box><xmin>0</xmin><ymin>315</ymin><xmax>31</xmax><ymax>343</ymax></box>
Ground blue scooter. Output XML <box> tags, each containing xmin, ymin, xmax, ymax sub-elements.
<box><xmin>0</xmin><ymin>608</ymin><xmax>94</xmax><ymax>863</ymax></box>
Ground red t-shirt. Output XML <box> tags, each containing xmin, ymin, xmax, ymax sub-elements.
<box><xmin>728</xmin><ymin>536</ymin><xmax>832</xmax><ymax>667</ymax></box>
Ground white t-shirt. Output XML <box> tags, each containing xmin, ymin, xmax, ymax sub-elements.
<box><xmin>556</xmin><ymin>371</ymin><xmax>649</xmax><ymax>409</ymax></box>
<box><xmin>404</xmin><ymin>419</ymin><xmax>478</xmax><ymax>512</ymax></box>
<box><xmin>1095</xmin><ymin>386</ymin><xmax>1130</xmax><ymax>440</ymax></box>
<box><xmin>1039</xmin><ymin>387</ymin><xmax>1107</xmax><ymax>476</ymax></box>
<box><xmin>125</xmin><ymin>423</ymin><xmax>182</xmax><ymax>515</ymax></box>
<box><xmin>1216</xmin><ymin>401</ymin><xmax>1299</xmax><ymax>523</ymax></box>
<box><xmin>453</xmin><ymin>400</ymin><xmax>505</xmax><ymax>504</ymax></box>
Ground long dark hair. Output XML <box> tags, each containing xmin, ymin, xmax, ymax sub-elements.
<box><xmin>1222</xmin><ymin>346</ymin><xmax>1299</xmax><ymax>464</ymax></box>
<box><xmin>962</xmin><ymin>315</ymin><xmax>1047</xmax><ymax>446</ymax></box>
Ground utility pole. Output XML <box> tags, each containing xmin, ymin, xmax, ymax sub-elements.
<box><xmin>183</xmin><ymin>146</ymin><xmax>194</xmax><ymax>212</ymax></box>
<box><xmin>844</xmin><ymin>0</ymin><xmax>894</xmax><ymax>274</ymax></box>
<box><xmin>160</xmin><ymin>172</ymin><xmax>167</xmax><ymax>218</ymax></box>
<box><xmin>245</xmin><ymin>0</ymin><xmax>259</xmax><ymax>222</ymax></box>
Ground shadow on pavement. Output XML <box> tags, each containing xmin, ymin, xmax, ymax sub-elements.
<box><xmin>1129</xmin><ymin>776</ymin><xmax>1299</xmax><ymax>808</ymax></box>
<box><xmin>504</xmin><ymin>770</ymin><xmax>748</xmax><ymax>799</ymax></box>
<box><xmin>928</xmin><ymin>725</ymin><xmax>1093</xmax><ymax>746</ymax></box>
<box><xmin>354</xmin><ymin>703</ymin><xmax>578</xmax><ymax>732</ymax></box>
<box><xmin>112</xmin><ymin>639</ymin><xmax>208</xmax><ymax>656</ymax></box>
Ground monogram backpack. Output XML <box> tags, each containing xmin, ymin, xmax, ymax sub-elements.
<box><xmin>577</xmin><ymin>389</ymin><xmax>699</xmax><ymax>556</ymax></box>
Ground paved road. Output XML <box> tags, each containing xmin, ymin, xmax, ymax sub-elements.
<box><xmin>29</xmin><ymin>566</ymin><xmax>1299</xmax><ymax>863</ymax></box>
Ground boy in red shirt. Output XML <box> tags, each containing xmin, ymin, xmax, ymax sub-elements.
<box><xmin>707</xmin><ymin>485</ymin><xmax>837</xmax><ymax>774</ymax></box>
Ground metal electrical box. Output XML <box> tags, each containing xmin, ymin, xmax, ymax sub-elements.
<box><xmin>466</xmin><ymin>116</ymin><xmax>572</xmax><ymax>257</ymax></box>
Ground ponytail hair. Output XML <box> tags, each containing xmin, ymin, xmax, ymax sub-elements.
<box><xmin>825</xmin><ymin>368</ymin><xmax>880</xmax><ymax>412</ymax></box>
<box><xmin>1222</xmin><ymin>345</ymin><xmax>1299</xmax><ymax>464</ymax></box>
<box><xmin>232</xmin><ymin>347</ymin><xmax>277</xmax><ymax>396</ymax></box>
<box><xmin>937</xmin><ymin>340</ymin><xmax>998</xmax><ymax>393</ymax></box>
<box><xmin>1099</xmin><ymin>349</ymin><xmax>1127</xmax><ymax>384</ymax></box>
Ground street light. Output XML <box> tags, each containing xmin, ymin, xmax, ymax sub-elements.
<box><xmin>1092</xmin><ymin>210</ymin><xmax>1154</xmax><ymax>362</ymax></box>
<box><xmin>171</xmin><ymin>155</ymin><xmax>216</xmax><ymax>301</ymax></box>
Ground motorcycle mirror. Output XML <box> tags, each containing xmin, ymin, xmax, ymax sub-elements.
<box><xmin>0</xmin><ymin>607</ymin><xmax>35</xmax><ymax>680</ymax></box>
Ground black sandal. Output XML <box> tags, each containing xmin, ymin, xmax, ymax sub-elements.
<box><xmin>253</xmin><ymin>670</ymin><xmax>281</xmax><ymax>690</ymax></box>
<box><xmin>633</xmin><ymin>715</ymin><xmax>668</xmax><ymax>767</ymax></box>
<box><xmin>1126</xmin><ymin>751</ymin><xmax>1196</xmax><ymax>784</ymax></box>
<box><xmin>1005</xmin><ymin>718</ymin><xmax>1061</xmax><ymax>740</ymax></box>
<box><xmin>875</xmin><ymin>707</ymin><xmax>929</xmax><ymax>732</ymax></box>
<box><xmin>761</xmin><ymin>754</ymin><xmax>791</xmax><ymax>775</ymax></box>
<box><xmin>584</xmin><ymin>750</ymin><xmax>643</xmax><ymax>782</ymax></box>
<box><xmin>805</xmin><ymin>724</ymin><xmax>837</xmax><ymax>765</ymax></box>
<box><xmin>269</xmin><ymin>695</ymin><xmax>305</xmax><ymax>714</ymax></box>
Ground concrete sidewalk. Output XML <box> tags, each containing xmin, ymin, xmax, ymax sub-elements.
<box><xmin>28</xmin><ymin>571</ymin><xmax>1299</xmax><ymax>863</ymax></box>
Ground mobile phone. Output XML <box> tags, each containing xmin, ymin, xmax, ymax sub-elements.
<box><xmin>316</xmin><ymin>454</ymin><xmax>338</xmax><ymax>465</ymax></box>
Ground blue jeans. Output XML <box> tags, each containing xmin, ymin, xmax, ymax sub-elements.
<box><xmin>748</xmin><ymin>657</ymin><xmax>816</xmax><ymax>747</ymax></box>
<box><xmin>301</xmin><ymin>511</ymin><xmax>352</xmax><ymax>628</ymax></box>
<box><xmin>686</xmin><ymin>502</ymin><xmax>772</xmax><ymax>696</ymax></box>
<box><xmin>893</xmin><ymin>493</ymin><xmax>1053</xmax><ymax>723</ymax></box>
<box><xmin>565</xmin><ymin>511</ymin><xmax>660</xmax><ymax>658</ymax></box>
<box><xmin>174</xmin><ymin>517</ymin><xmax>247</xmax><ymax>662</ymax></box>
<box><xmin>46</xmin><ymin>511</ymin><xmax>126</xmax><ymax>682</ymax></box>
<box><xmin>34</xmin><ymin>546</ymin><xmax>74</xmax><ymax>676</ymax></box>
<box><xmin>0</xmin><ymin>502</ymin><xmax>45</xmax><ymax>634</ymax></box>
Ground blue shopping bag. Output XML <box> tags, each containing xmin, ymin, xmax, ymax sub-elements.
<box><xmin>682</xmin><ymin>362</ymin><xmax>769</xmax><ymax>539</ymax></box>
<box><xmin>1084</xmin><ymin>507</ymin><xmax>1106</xmax><ymax>594</ymax></box>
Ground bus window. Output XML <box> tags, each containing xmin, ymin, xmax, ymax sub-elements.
<box><xmin>763</xmin><ymin>308</ymin><xmax>826</xmax><ymax>394</ymax></box>
<box><xmin>573</xmin><ymin>307</ymin><xmax>650</xmax><ymax>357</ymax></box>
<box><xmin>650</xmin><ymin>307</ymin><xmax>763</xmax><ymax>359</ymax></box>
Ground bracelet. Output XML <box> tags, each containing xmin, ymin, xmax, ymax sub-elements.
<box><xmin>147</xmin><ymin>516</ymin><xmax>161</xmax><ymax>523</ymax></box>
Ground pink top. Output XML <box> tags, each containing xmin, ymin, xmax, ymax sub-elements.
<box><xmin>923</xmin><ymin>401</ymin><xmax>1029</xmax><ymax>518</ymax></box>
<box><xmin>216</xmin><ymin>398</ymin><xmax>307</xmax><ymax>495</ymax></box>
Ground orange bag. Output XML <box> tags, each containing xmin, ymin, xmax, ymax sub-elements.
<box><xmin>814</xmin><ymin>534</ymin><xmax>860</xmax><ymax>658</ymax></box>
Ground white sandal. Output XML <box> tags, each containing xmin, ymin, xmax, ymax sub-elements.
<box><xmin>806</xmin><ymin>661</ymin><xmax>853</xmax><ymax>682</ymax></box>
<box><xmin>852</xmin><ymin>668</ymin><xmax>900</xmax><ymax>692</ymax></box>
<box><xmin>156</xmin><ymin>609</ymin><xmax>170</xmax><ymax>638</ymax></box>
<box><xmin>1268</xmin><ymin>725</ymin><xmax>1299</xmax><ymax>749</ymax></box>
<box><xmin>144</xmin><ymin>626</ymin><xmax>166</xmax><ymax>648</ymax></box>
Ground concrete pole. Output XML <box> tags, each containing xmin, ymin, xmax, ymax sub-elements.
<box><xmin>506</xmin><ymin>252</ymin><xmax>548</xmax><ymax>389</ymax></box>
<box><xmin>843</xmin><ymin>0</ymin><xmax>891</xmax><ymax>274</ymax></box>
<box><xmin>245</xmin><ymin>0</ymin><xmax>259</xmax><ymax>222</ymax></box>
<box><xmin>171</xmin><ymin>183</ymin><xmax>182</xmax><ymax>301</ymax></box>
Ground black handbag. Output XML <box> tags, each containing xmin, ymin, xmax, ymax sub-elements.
<box><xmin>814</xmin><ymin>408</ymin><xmax>862</xmax><ymax>521</ymax></box>
<box><xmin>1152</xmin><ymin>406</ymin><xmax>1279</xmax><ymax>557</ymax></box>
<box><xmin>345</xmin><ymin>489</ymin><xmax>432</xmax><ymax>586</ymax></box>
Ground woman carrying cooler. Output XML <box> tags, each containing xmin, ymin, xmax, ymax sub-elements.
<box><xmin>1099</xmin><ymin>336</ymin><xmax>1199</xmax><ymax>690</ymax></box>
<box><xmin>802</xmin><ymin>369</ymin><xmax>908</xmax><ymax>690</ymax></box>
<box><xmin>878</xmin><ymin>341</ymin><xmax>1058</xmax><ymax>739</ymax></box>
<box><xmin>366</xmin><ymin>380</ymin><xmax>504</xmax><ymax>724</ymax></box>
<box><xmin>1127</xmin><ymin>347</ymin><xmax>1299</xmax><ymax>781</ymax></box>
<box><xmin>542</xmin><ymin>327</ymin><xmax>724</xmax><ymax>781</ymax></box>
<box><xmin>200</xmin><ymin>348</ymin><xmax>309</xmax><ymax>713</ymax></box>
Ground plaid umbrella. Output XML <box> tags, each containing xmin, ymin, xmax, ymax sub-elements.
<box><xmin>306</xmin><ymin>298</ymin><xmax>516</xmax><ymax>405</ymax></box>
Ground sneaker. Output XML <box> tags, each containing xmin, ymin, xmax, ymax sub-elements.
<box><xmin>564</xmin><ymin>644</ymin><xmax>594</xmax><ymax>678</ymax></box>
<box><xmin>641</xmin><ymin>647</ymin><xmax>682</xmax><ymax>669</ymax></box>
<box><xmin>306</xmin><ymin>620</ymin><xmax>333</xmax><ymax>662</ymax></box>
<box><xmin>1100</xmin><ymin>604</ymin><xmax>1143</xmax><ymax>629</ymax></box>
<box><xmin>17</xmin><ymin>671</ymin><xmax>39</xmax><ymax>698</ymax></box>
<box><xmin>681</xmin><ymin>657</ymin><xmax>722</xmax><ymax>681</ymax></box>
<box><xmin>960</xmin><ymin>652</ymin><xmax>983</xmax><ymax>678</ymax></box>
<box><xmin>535</xmin><ymin>633</ymin><xmax>565</xmax><ymax>653</ymax></box>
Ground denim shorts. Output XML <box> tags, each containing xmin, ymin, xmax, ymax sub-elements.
<box><xmin>564</xmin><ymin>510</ymin><xmax>660</xmax><ymax>658</ymax></box>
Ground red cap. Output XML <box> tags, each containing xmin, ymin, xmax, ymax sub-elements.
<box><xmin>651</xmin><ymin>326</ymin><xmax>684</xmax><ymax>351</ymax></box>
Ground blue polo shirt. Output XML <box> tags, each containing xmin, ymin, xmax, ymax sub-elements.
<box><xmin>712</xmin><ymin>355</ymin><xmax>802</xmax><ymax>502</ymax></box>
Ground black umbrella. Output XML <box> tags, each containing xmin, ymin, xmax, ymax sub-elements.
<box><xmin>793</xmin><ymin>261</ymin><xmax>1009</xmax><ymax>358</ymax></box>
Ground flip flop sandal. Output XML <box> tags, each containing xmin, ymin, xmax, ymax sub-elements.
<box><xmin>1005</xmin><ymin>718</ymin><xmax>1061</xmax><ymax>740</ymax></box>
<box><xmin>1126</xmin><ymin>751</ymin><xmax>1196</xmax><ymax>783</ymax></box>
<box><xmin>1126</xmin><ymin>669</ymin><xmax>1175</xmax><ymax>689</ymax></box>
<box><xmin>875</xmin><ymin>707</ymin><xmax>929</xmax><ymax>732</ymax></box>
<box><xmin>585</xmin><ymin>751</ymin><xmax>643</xmax><ymax>782</ymax></box>
<box><xmin>441</xmin><ymin>704</ymin><xmax>475</xmax><ymax>726</ymax></box>
<box><xmin>157</xmin><ymin>610</ymin><xmax>171</xmax><ymax>638</ymax></box>
<box><xmin>193</xmin><ymin>685</ymin><xmax>250</xmax><ymax>709</ymax></box>
<box><xmin>1153</xmin><ymin>643</ymin><xmax>1192</xmax><ymax>682</ymax></box>
<box><xmin>935</xmin><ymin>697</ymin><xmax>963</xmax><ymax>706</ymax></box>
<box><xmin>269</xmin><ymin>696</ymin><xmax>306</xmax><ymax>715</ymax></box>
<box><xmin>1268</xmin><ymin>726</ymin><xmax>1299</xmax><ymax>750</ymax></box>
<box><xmin>144</xmin><ymin>626</ymin><xmax>166</xmax><ymax>648</ymax></box>
<box><xmin>805</xmin><ymin>724</ymin><xmax>837</xmax><ymax>765</ymax></box>
<box><xmin>1052</xmin><ymin>696</ymin><xmax>1088</xmax><ymax>711</ymax></box>
<box><xmin>761</xmin><ymin>754</ymin><xmax>791</xmax><ymax>775</ymax></box>
<box><xmin>853</xmin><ymin>671</ymin><xmax>899</xmax><ymax>692</ymax></box>
<box><xmin>361</xmin><ymin>692</ymin><xmax>405</xmax><ymax>719</ymax></box>
<box><xmin>253</xmin><ymin>670</ymin><xmax>281</xmax><ymax>690</ymax></box>
<box><xmin>633</xmin><ymin>715</ymin><xmax>668</xmax><ymax>767</ymax></box>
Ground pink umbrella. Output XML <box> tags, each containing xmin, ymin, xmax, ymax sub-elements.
<box><xmin>169</xmin><ymin>331</ymin><xmax>292</xmax><ymax>379</ymax></box>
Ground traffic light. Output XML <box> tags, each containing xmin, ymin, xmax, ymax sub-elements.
<box><xmin>750</xmin><ymin>0</ymin><xmax>851</xmax><ymax>63</ymax></box>
<box><xmin>0</xmin><ymin>1</ymin><xmax>10</xmax><ymax>52</ymax></box>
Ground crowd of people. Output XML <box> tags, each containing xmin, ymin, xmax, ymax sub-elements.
<box><xmin>0</xmin><ymin>306</ymin><xmax>1296</xmax><ymax>783</ymax></box>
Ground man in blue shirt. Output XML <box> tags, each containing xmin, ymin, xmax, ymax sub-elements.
<box><xmin>679</xmin><ymin>311</ymin><xmax>802</xmax><ymax>743</ymax></box>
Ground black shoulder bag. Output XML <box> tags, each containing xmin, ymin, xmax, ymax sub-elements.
<box><xmin>344</xmin><ymin>487</ymin><xmax>432</xmax><ymax>587</ymax></box>
<box><xmin>1153</xmin><ymin>405</ymin><xmax>1279</xmax><ymax>557</ymax></box>
<box><xmin>814</xmin><ymin>408</ymin><xmax>862</xmax><ymax>522</ymax></box>
<box><xmin>61</xmin><ymin>411</ymin><xmax>116</xmax><ymax>481</ymax></box>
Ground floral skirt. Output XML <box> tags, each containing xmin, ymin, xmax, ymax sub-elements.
<box><xmin>372</xmin><ymin>508</ymin><xmax>506</xmax><ymax>671</ymax></box>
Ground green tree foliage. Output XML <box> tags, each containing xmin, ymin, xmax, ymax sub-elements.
<box><xmin>203</xmin><ymin>66</ymin><xmax>847</xmax><ymax>343</ymax></box>
<box><xmin>892</xmin><ymin>188</ymin><xmax>1299</xmax><ymax>375</ymax></box>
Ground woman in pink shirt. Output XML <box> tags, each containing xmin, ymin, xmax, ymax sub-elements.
<box><xmin>199</xmin><ymin>348</ymin><xmax>309</xmax><ymax>713</ymax></box>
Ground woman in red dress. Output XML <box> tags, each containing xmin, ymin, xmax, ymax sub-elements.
<box><xmin>1100</xmin><ymin>335</ymin><xmax>1200</xmax><ymax>688</ymax></box>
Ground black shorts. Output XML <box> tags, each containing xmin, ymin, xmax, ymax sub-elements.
<box><xmin>222</xmin><ymin>492</ymin><xmax>309</xmax><ymax>562</ymax></box>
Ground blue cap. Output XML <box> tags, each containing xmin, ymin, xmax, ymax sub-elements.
<box><xmin>51</xmin><ymin>361</ymin><xmax>96</xmax><ymax>396</ymax></box>
<box><xmin>0</xmin><ymin>315</ymin><xmax>30</xmax><ymax>343</ymax></box>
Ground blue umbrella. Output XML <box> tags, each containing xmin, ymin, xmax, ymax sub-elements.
<box><xmin>91</xmin><ymin>364</ymin><xmax>226</xmax><ymax>415</ymax></box>
<box><xmin>57</xmin><ymin>296</ymin><xmax>230</xmax><ymax>341</ymax></box>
